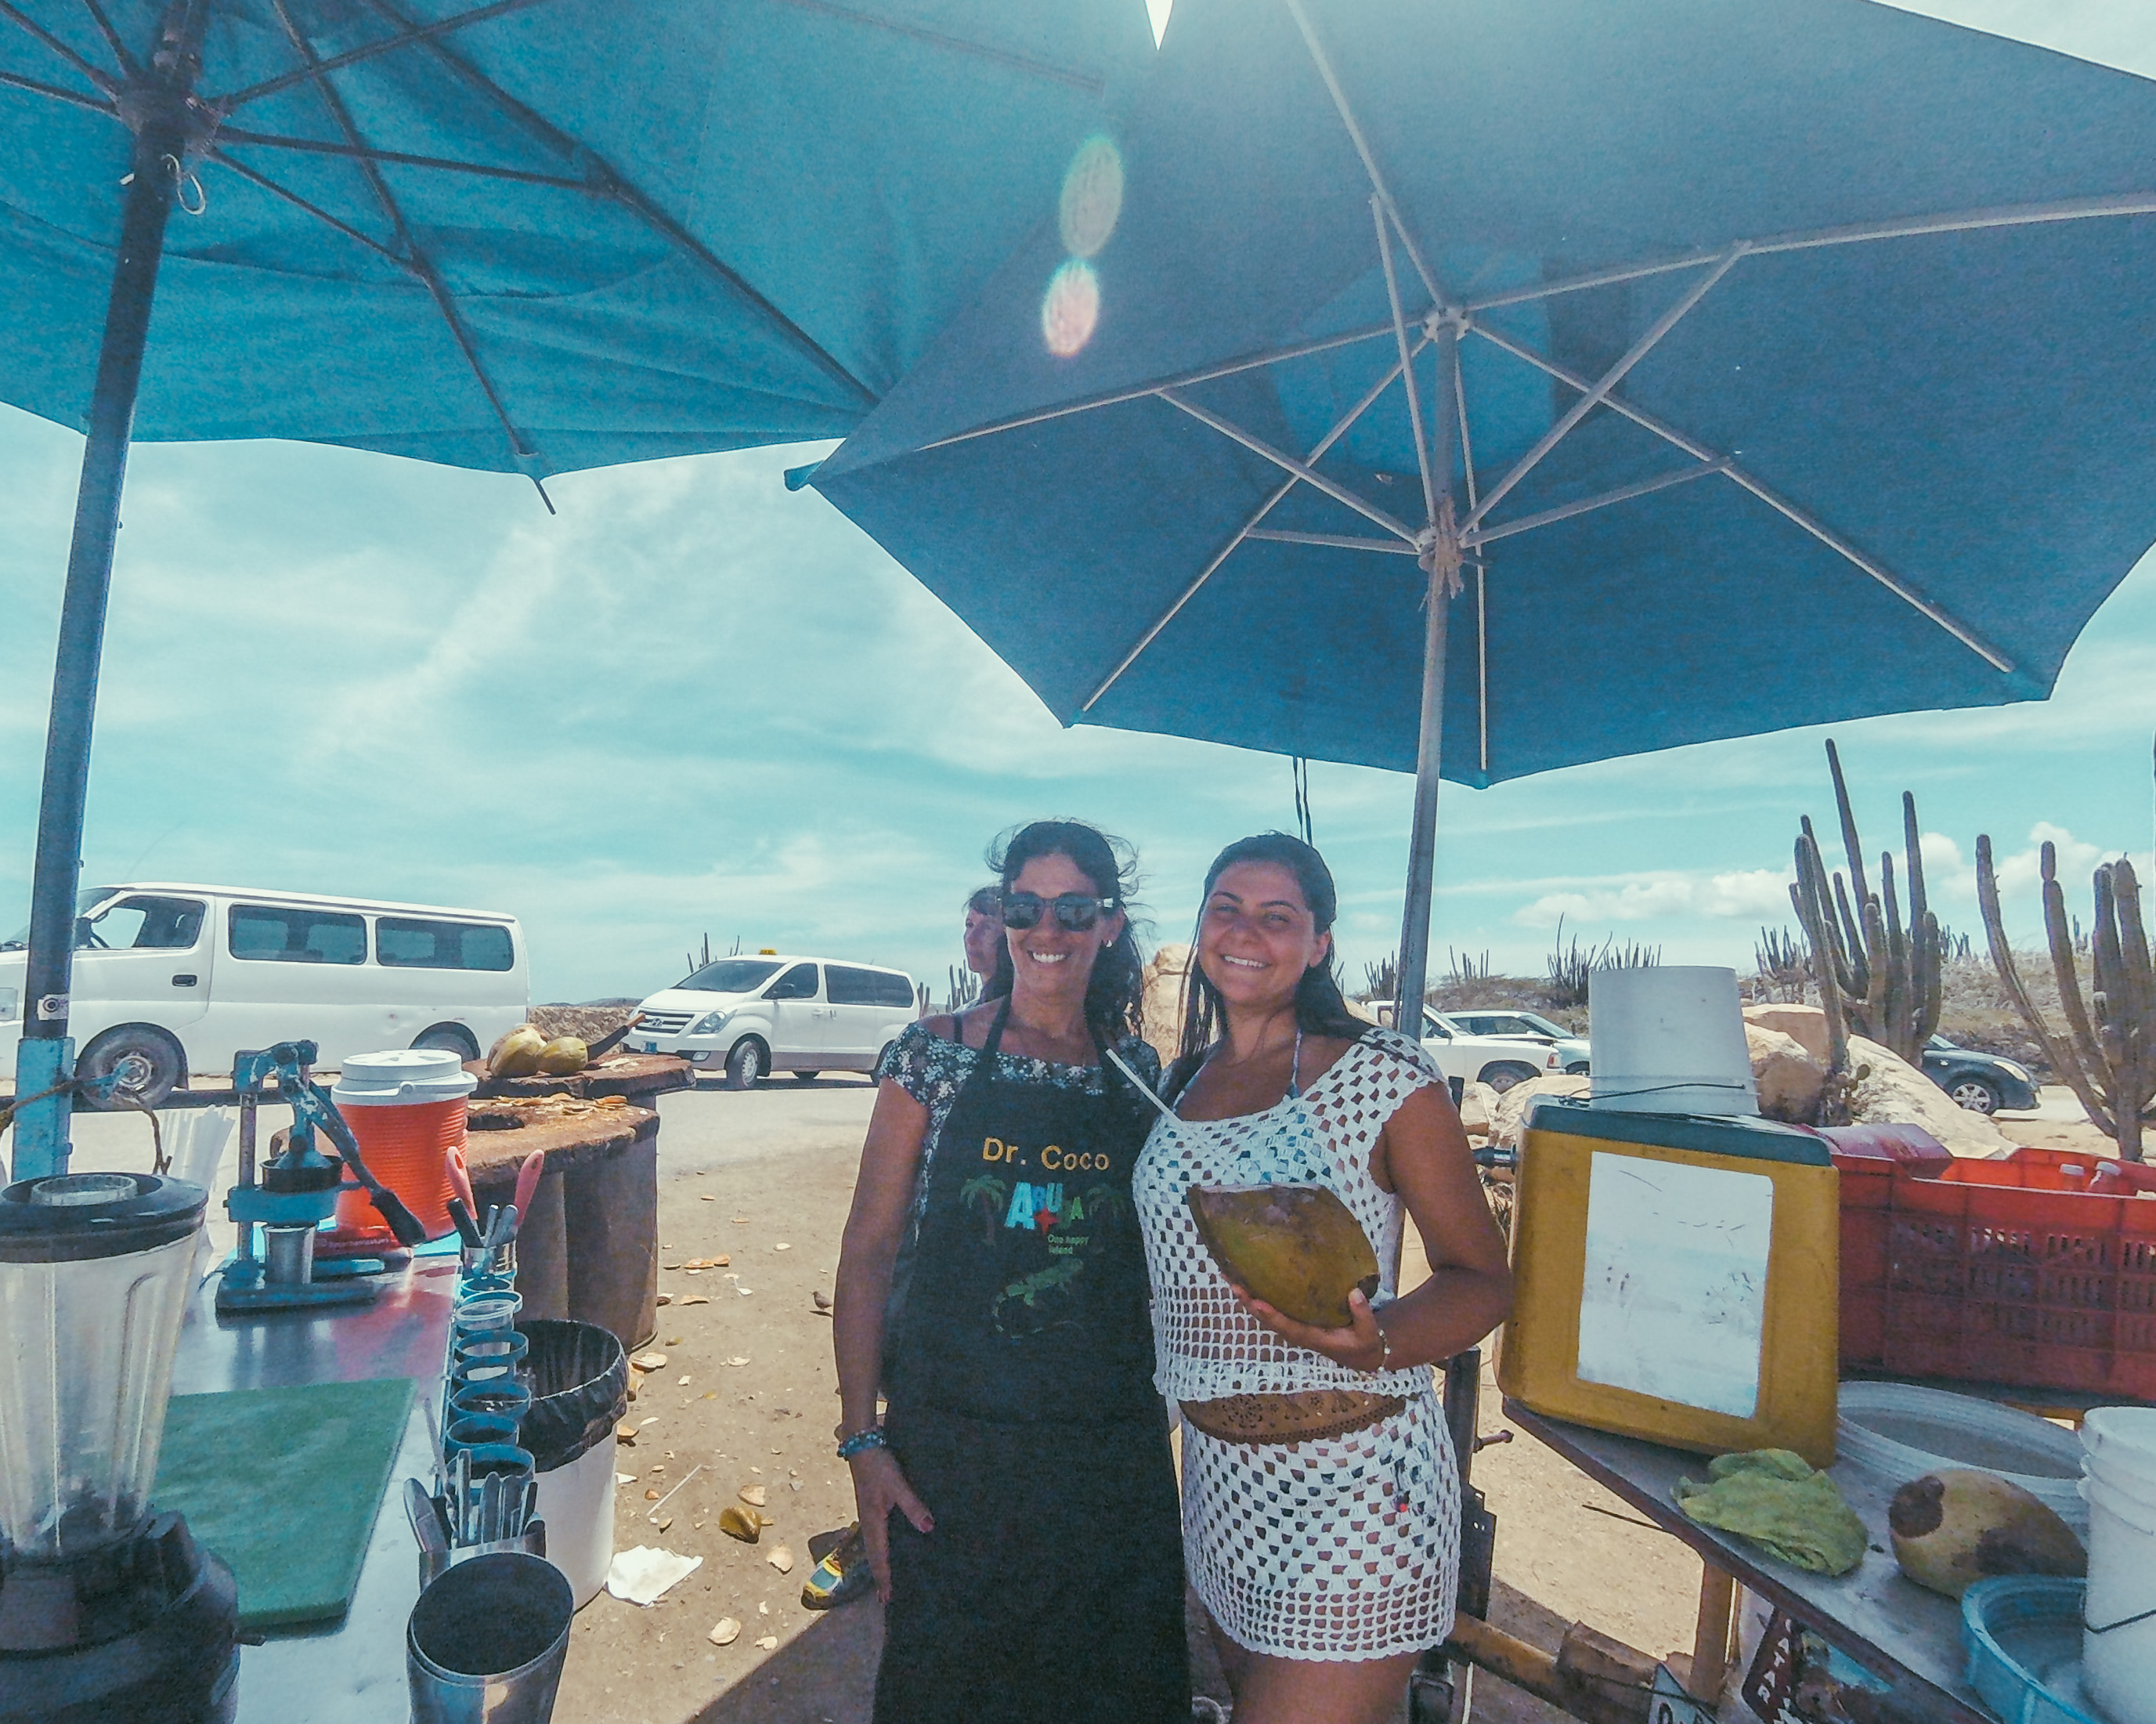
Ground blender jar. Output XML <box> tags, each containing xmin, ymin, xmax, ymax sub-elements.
<box><xmin>0</xmin><ymin>1174</ymin><xmax>205</xmax><ymax>1565</ymax></box>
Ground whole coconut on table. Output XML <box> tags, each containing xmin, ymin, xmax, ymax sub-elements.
<box><xmin>1889</xmin><ymin>1469</ymin><xmax>2086</xmax><ymax>1598</ymax></box>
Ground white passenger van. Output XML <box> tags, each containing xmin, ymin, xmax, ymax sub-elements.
<box><xmin>0</xmin><ymin>883</ymin><xmax>528</xmax><ymax>1107</ymax></box>
<box><xmin>630</xmin><ymin>953</ymin><xmax>919</xmax><ymax>1088</ymax></box>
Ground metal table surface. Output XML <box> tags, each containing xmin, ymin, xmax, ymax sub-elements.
<box><xmin>169</xmin><ymin>1258</ymin><xmax>457</xmax><ymax>1723</ymax></box>
<box><xmin>1504</xmin><ymin>1400</ymin><xmax>1987</xmax><ymax>1724</ymax></box>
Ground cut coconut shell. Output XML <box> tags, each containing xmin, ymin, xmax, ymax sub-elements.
<box><xmin>1186</xmin><ymin>1184</ymin><xmax>1378</xmax><ymax>1328</ymax></box>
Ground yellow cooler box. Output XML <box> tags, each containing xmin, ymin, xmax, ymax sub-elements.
<box><xmin>1497</xmin><ymin>1099</ymin><xmax>1840</xmax><ymax>1466</ymax></box>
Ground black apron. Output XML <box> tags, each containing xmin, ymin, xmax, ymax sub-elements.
<box><xmin>876</xmin><ymin>1002</ymin><xmax>1187</xmax><ymax>1724</ymax></box>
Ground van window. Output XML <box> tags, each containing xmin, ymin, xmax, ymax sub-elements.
<box><xmin>377</xmin><ymin>917</ymin><xmax>515</xmax><ymax>972</ymax></box>
<box><xmin>826</xmin><ymin>966</ymin><xmax>915</xmax><ymax>1008</ymax></box>
<box><xmin>84</xmin><ymin>895</ymin><xmax>205</xmax><ymax>951</ymax></box>
<box><xmin>681</xmin><ymin>958</ymin><xmax>783</xmax><ymax>994</ymax></box>
<box><xmin>765</xmin><ymin>963</ymin><xmax>819</xmax><ymax>1001</ymax></box>
<box><xmin>229</xmin><ymin>903</ymin><xmax>367</xmax><ymax>964</ymax></box>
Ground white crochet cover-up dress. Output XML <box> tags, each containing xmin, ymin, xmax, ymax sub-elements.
<box><xmin>1132</xmin><ymin>1028</ymin><xmax>1461</xmax><ymax>1663</ymax></box>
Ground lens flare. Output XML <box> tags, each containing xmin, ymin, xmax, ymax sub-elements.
<box><xmin>1058</xmin><ymin>135</ymin><xmax>1124</xmax><ymax>259</ymax></box>
<box><xmin>1041</xmin><ymin>259</ymin><xmax>1100</xmax><ymax>358</ymax></box>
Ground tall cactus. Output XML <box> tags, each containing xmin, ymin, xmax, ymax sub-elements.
<box><xmin>1788</xmin><ymin>740</ymin><xmax>1943</xmax><ymax>1070</ymax></box>
<box><xmin>1975</xmin><ymin>838</ymin><xmax>2154</xmax><ymax>1162</ymax></box>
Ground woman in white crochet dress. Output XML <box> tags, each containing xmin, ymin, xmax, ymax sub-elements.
<box><xmin>1133</xmin><ymin>833</ymin><xmax>1514</xmax><ymax>1724</ymax></box>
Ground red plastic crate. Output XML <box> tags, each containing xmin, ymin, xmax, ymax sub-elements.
<box><xmin>1833</xmin><ymin>1144</ymin><xmax>2156</xmax><ymax>1397</ymax></box>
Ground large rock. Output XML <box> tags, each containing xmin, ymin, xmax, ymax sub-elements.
<box><xmin>1743</xmin><ymin>1003</ymin><xmax>1831</xmax><ymax>1064</ymax></box>
<box><xmin>1140</xmin><ymin>944</ymin><xmax>1192</xmax><ymax>1070</ymax></box>
<box><xmin>1458</xmin><ymin>1080</ymin><xmax>1498</xmax><ymax>1140</ymax></box>
<box><xmin>1845</xmin><ymin>1034</ymin><xmax>2010</xmax><ymax>1157</ymax></box>
<box><xmin>1492</xmin><ymin>1074</ymin><xmax>1592</xmax><ymax>1148</ymax></box>
<box><xmin>1747</xmin><ymin>1023</ymin><xmax>1827</xmax><ymax>1124</ymax></box>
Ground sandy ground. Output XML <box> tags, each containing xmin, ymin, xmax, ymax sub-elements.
<box><xmin>48</xmin><ymin>1071</ymin><xmax>2122</xmax><ymax>1722</ymax></box>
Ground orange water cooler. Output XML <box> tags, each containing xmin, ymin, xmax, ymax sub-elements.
<box><xmin>330</xmin><ymin>1048</ymin><xmax>478</xmax><ymax>1241</ymax></box>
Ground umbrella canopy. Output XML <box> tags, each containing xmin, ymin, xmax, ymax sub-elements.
<box><xmin>1</xmin><ymin>0</ymin><xmax>1152</xmax><ymax>1176</ymax></box>
<box><xmin>816</xmin><ymin>0</ymin><xmax>2156</xmax><ymax>779</ymax></box>
<box><xmin>0</xmin><ymin>0</ymin><xmax>1156</xmax><ymax>478</ymax></box>
<box><xmin>813</xmin><ymin>0</ymin><xmax>2156</xmax><ymax>1015</ymax></box>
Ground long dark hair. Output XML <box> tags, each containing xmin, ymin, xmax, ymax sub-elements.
<box><xmin>981</xmin><ymin>819</ymin><xmax>1147</xmax><ymax>1047</ymax></box>
<box><xmin>1172</xmin><ymin>833</ymin><xmax>1367</xmax><ymax>1084</ymax></box>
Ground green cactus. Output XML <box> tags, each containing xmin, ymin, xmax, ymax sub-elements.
<box><xmin>1976</xmin><ymin>837</ymin><xmax>2154</xmax><ymax>1162</ymax></box>
<box><xmin>1789</xmin><ymin>739</ymin><xmax>1942</xmax><ymax>1073</ymax></box>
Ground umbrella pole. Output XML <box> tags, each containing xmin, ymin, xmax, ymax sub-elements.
<box><xmin>1392</xmin><ymin>323</ymin><xmax>1461</xmax><ymax>1041</ymax></box>
<box><xmin>13</xmin><ymin>13</ymin><xmax>204</xmax><ymax>1180</ymax></box>
<box><xmin>1393</xmin><ymin>571</ymin><xmax>1452</xmax><ymax>1033</ymax></box>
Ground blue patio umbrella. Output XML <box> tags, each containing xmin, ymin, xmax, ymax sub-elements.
<box><xmin>814</xmin><ymin>0</ymin><xmax>2156</xmax><ymax>1021</ymax></box>
<box><xmin>0</xmin><ymin>0</ymin><xmax>1154</xmax><ymax>1173</ymax></box>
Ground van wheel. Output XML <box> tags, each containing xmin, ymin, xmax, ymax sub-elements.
<box><xmin>792</xmin><ymin>1070</ymin><xmax>820</xmax><ymax>1082</ymax></box>
<box><xmin>724</xmin><ymin>1039</ymin><xmax>767</xmax><ymax>1090</ymax></box>
<box><xmin>77</xmin><ymin>1026</ymin><xmax>186</xmax><ymax>1110</ymax></box>
<box><xmin>412</xmin><ymin>1024</ymin><xmax>480</xmax><ymax>1061</ymax></box>
<box><xmin>1478</xmin><ymin>1061</ymin><xmax>1541</xmax><ymax>1093</ymax></box>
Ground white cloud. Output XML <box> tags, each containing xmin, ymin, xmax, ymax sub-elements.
<box><xmin>1511</xmin><ymin>867</ymin><xmax>1794</xmax><ymax>930</ymax></box>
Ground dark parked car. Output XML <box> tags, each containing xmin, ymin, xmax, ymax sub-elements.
<box><xmin>1920</xmin><ymin>1035</ymin><xmax>2039</xmax><ymax>1115</ymax></box>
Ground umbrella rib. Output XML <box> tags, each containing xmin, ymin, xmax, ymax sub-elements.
<box><xmin>205</xmin><ymin>146</ymin><xmax>410</xmax><ymax>264</ymax></box>
<box><xmin>1374</xmin><ymin>197</ymin><xmax>1439</xmax><ymax>534</ymax></box>
<box><xmin>215</xmin><ymin>125</ymin><xmax>590</xmax><ymax>189</ymax></box>
<box><xmin>1468</xmin><ymin>319</ymin><xmax>2014</xmax><ymax>674</ymax></box>
<box><xmin>1078</xmin><ymin>349</ymin><xmax>1417</xmax><ymax>714</ymax></box>
<box><xmin>1464</xmin><ymin>245</ymin><xmax>1743</xmax><ymax>533</ymax></box>
<box><xmin>1247</xmin><ymin>529</ymin><xmax>1415</xmax><ymax>554</ymax></box>
<box><xmin>263</xmin><ymin>0</ymin><xmax>547</xmax><ymax>495</ymax></box>
<box><xmin>1452</xmin><ymin>351</ymin><xmax>1486</xmax><ymax>777</ymax></box>
<box><xmin>1471</xmin><ymin>189</ymin><xmax>2156</xmax><ymax>313</ymax></box>
<box><xmin>919</xmin><ymin>322</ymin><xmax>1399</xmax><ymax>452</ymax></box>
<box><xmin>770</xmin><ymin>0</ymin><xmax>1107</xmax><ymax>95</ymax></box>
<box><xmin>74</xmin><ymin>0</ymin><xmax>134</xmax><ymax>76</ymax></box>
<box><xmin>1160</xmin><ymin>389</ymin><xmax>1419</xmax><ymax>543</ymax></box>
<box><xmin>0</xmin><ymin>0</ymin><xmax>117</xmax><ymax>93</ymax></box>
<box><xmin>0</xmin><ymin>64</ymin><xmax>112</xmax><ymax>112</ymax></box>
<box><xmin>1280</xmin><ymin>0</ymin><xmax>1441</xmax><ymax>305</ymax></box>
<box><xmin>1461</xmin><ymin>458</ymin><xmax>1732</xmax><ymax>547</ymax></box>
<box><xmin>345</xmin><ymin>0</ymin><xmax>876</xmax><ymax>407</ymax></box>
<box><xmin>216</xmin><ymin>0</ymin><xmax>569</xmax><ymax>110</ymax></box>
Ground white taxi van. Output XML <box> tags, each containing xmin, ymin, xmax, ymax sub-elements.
<box><xmin>630</xmin><ymin>953</ymin><xmax>919</xmax><ymax>1088</ymax></box>
<box><xmin>0</xmin><ymin>882</ymin><xmax>528</xmax><ymax>1106</ymax></box>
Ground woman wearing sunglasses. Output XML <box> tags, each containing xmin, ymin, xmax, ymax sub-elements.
<box><xmin>1132</xmin><ymin>834</ymin><xmax>1513</xmax><ymax>1724</ymax></box>
<box><xmin>833</xmin><ymin>819</ymin><xmax>1187</xmax><ymax>1724</ymax></box>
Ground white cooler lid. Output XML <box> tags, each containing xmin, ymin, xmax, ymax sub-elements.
<box><xmin>332</xmin><ymin>1047</ymin><xmax>478</xmax><ymax>1105</ymax></box>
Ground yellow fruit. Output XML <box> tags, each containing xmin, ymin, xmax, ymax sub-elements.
<box><xmin>1888</xmin><ymin>1469</ymin><xmax>2086</xmax><ymax>1599</ymax></box>
<box><xmin>536</xmin><ymin>1035</ymin><xmax>589</xmax><ymax>1075</ymax></box>
<box><xmin>487</xmin><ymin>1025</ymin><xmax>547</xmax><ymax>1079</ymax></box>
<box><xmin>1186</xmin><ymin>1184</ymin><xmax>1379</xmax><ymax>1328</ymax></box>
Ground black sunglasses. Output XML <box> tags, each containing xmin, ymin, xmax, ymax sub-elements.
<box><xmin>1000</xmin><ymin>890</ymin><xmax>1118</xmax><ymax>932</ymax></box>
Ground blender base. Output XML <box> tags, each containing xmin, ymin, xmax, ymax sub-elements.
<box><xmin>0</xmin><ymin>1510</ymin><xmax>241</xmax><ymax>1723</ymax></box>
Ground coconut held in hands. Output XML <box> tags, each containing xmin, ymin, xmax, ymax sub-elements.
<box><xmin>1888</xmin><ymin>1469</ymin><xmax>2086</xmax><ymax>1599</ymax></box>
<box><xmin>1186</xmin><ymin>1184</ymin><xmax>1379</xmax><ymax>1328</ymax></box>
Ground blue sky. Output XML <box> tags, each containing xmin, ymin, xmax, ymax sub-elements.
<box><xmin>3</xmin><ymin>0</ymin><xmax>2154</xmax><ymax>1007</ymax></box>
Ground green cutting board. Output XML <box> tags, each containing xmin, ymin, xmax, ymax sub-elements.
<box><xmin>153</xmin><ymin>1376</ymin><xmax>417</xmax><ymax>1630</ymax></box>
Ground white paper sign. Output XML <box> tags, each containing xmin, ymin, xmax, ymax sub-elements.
<box><xmin>1576</xmin><ymin>1151</ymin><xmax>1772</xmax><ymax>1418</ymax></box>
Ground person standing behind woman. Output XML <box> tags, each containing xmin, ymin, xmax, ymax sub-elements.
<box><xmin>832</xmin><ymin>821</ymin><xmax>1188</xmax><ymax>1724</ymax></box>
<box><xmin>1134</xmin><ymin>833</ymin><xmax>1513</xmax><ymax>1724</ymax></box>
<box><xmin>960</xmin><ymin>884</ymin><xmax>1005</xmax><ymax>986</ymax></box>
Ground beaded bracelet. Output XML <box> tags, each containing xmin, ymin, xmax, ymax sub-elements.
<box><xmin>836</xmin><ymin>1426</ymin><xmax>889</xmax><ymax>1461</ymax></box>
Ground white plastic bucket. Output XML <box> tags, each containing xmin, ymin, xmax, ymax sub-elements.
<box><xmin>1588</xmin><ymin>966</ymin><xmax>1757</xmax><ymax>1116</ymax></box>
<box><xmin>1836</xmin><ymin>1381</ymin><xmax>2087</xmax><ymax>1535</ymax></box>
<box><xmin>533</xmin><ymin>1431</ymin><xmax>616</xmax><ymax>1609</ymax></box>
<box><xmin>2083</xmin><ymin>1407</ymin><xmax>2156</xmax><ymax>1477</ymax></box>
<box><xmin>2081</xmin><ymin>1470</ymin><xmax>2156</xmax><ymax>1724</ymax></box>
